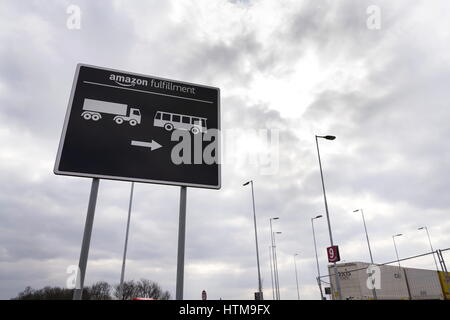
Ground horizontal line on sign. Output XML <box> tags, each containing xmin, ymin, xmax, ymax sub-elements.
<box><xmin>83</xmin><ymin>81</ymin><xmax>214</xmax><ymax>104</ymax></box>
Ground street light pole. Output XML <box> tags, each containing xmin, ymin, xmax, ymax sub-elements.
<box><xmin>269</xmin><ymin>246</ymin><xmax>275</xmax><ymax>300</ymax></box>
<box><xmin>119</xmin><ymin>182</ymin><xmax>134</xmax><ymax>300</ymax></box>
<box><xmin>294</xmin><ymin>253</ymin><xmax>300</xmax><ymax>300</ymax></box>
<box><xmin>315</xmin><ymin>135</ymin><xmax>342</xmax><ymax>300</ymax></box>
<box><xmin>273</xmin><ymin>231</ymin><xmax>282</xmax><ymax>300</ymax></box>
<box><xmin>392</xmin><ymin>234</ymin><xmax>403</xmax><ymax>268</ymax></box>
<box><xmin>353</xmin><ymin>209</ymin><xmax>374</xmax><ymax>263</ymax></box>
<box><xmin>270</xmin><ymin>217</ymin><xmax>280</xmax><ymax>300</ymax></box>
<box><xmin>418</xmin><ymin>226</ymin><xmax>440</xmax><ymax>271</ymax></box>
<box><xmin>353</xmin><ymin>208</ymin><xmax>377</xmax><ymax>300</ymax></box>
<box><xmin>311</xmin><ymin>215</ymin><xmax>325</xmax><ymax>300</ymax></box>
<box><xmin>244</xmin><ymin>180</ymin><xmax>263</xmax><ymax>299</ymax></box>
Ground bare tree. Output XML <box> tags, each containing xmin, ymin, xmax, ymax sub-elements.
<box><xmin>114</xmin><ymin>280</ymin><xmax>138</xmax><ymax>300</ymax></box>
<box><xmin>136</xmin><ymin>279</ymin><xmax>157</xmax><ymax>298</ymax></box>
<box><xmin>12</xmin><ymin>286</ymin><xmax>75</xmax><ymax>300</ymax></box>
<box><xmin>114</xmin><ymin>279</ymin><xmax>171</xmax><ymax>300</ymax></box>
<box><xmin>13</xmin><ymin>279</ymin><xmax>171</xmax><ymax>300</ymax></box>
<box><xmin>88</xmin><ymin>281</ymin><xmax>111</xmax><ymax>300</ymax></box>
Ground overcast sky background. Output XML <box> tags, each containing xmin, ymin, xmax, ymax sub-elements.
<box><xmin>1</xmin><ymin>0</ymin><xmax>449</xmax><ymax>300</ymax></box>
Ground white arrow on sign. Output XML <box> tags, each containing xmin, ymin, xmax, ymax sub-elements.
<box><xmin>131</xmin><ymin>140</ymin><xmax>162</xmax><ymax>151</ymax></box>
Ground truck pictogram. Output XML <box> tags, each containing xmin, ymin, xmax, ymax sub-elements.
<box><xmin>81</xmin><ymin>98</ymin><xmax>141</xmax><ymax>126</ymax></box>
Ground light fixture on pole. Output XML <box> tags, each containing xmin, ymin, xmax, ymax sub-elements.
<box><xmin>243</xmin><ymin>180</ymin><xmax>263</xmax><ymax>300</ymax></box>
<box><xmin>315</xmin><ymin>134</ymin><xmax>342</xmax><ymax>300</ymax></box>
<box><xmin>311</xmin><ymin>214</ymin><xmax>325</xmax><ymax>300</ymax></box>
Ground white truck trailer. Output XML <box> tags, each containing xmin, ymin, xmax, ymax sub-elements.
<box><xmin>328</xmin><ymin>262</ymin><xmax>445</xmax><ymax>300</ymax></box>
<box><xmin>81</xmin><ymin>99</ymin><xmax>141</xmax><ymax>126</ymax></box>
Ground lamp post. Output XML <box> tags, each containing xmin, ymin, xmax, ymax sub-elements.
<box><xmin>353</xmin><ymin>209</ymin><xmax>374</xmax><ymax>263</ymax></box>
<box><xmin>353</xmin><ymin>208</ymin><xmax>377</xmax><ymax>300</ymax></box>
<box><xmin>418</xmin><ymin>226</ymin><xmax>439</xmax><ymax>271</ymax></box>
<box><xmin>273</xmin><ymin>231</ymin><xmax>282</xmax><ymax>300</ymax></box>
<box><xmin>269</xmin><ymin>246</ymin><xmax>275</xmax><ymax>300</ymax></box>
<box><xmin>392</xmin><ymin>234</ymin><xmax>403</xmax><ymax>268</ymax></box>
<box><xmin>315</xmin><ymin>134</ymin><xmax>342</xmax><ymax>300</ymax></box>
<box><xmin>294</xmin><ymin>253</ymin><xmax>300</xmax><ymax>300</ymax></box>
<box><xmin>119</xmin><ymin>182</ymin><xmax>134</xmax><ymax>300</ymax></box>
<box><xmin>311</xmin><ymin>215</ymin><xmax>325</xmax><ymax>300</ymax></box>
<box><xmin>243</xmin><ymin>180</ymin><xmax>263</xmax><ymax>299</ymax></box>
<box><xmin>270</xmin><ymin>217</ymin><xmax>280</xmax><ymax>300</ymax></box>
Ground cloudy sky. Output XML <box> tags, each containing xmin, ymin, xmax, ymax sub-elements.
<box><xmin>1</xmin><ymin>0</ymin><xmax>449</xmax><ymax>300</ymax></box>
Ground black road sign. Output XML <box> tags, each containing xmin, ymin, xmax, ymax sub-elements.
<box><xmin>54</xmin><ymin>64</ymin><xmax>220</xmax><ymax>189</ymax></box>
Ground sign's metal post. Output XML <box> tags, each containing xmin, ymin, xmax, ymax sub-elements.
<box><xmin>119</xmin><ymin>182</ymin><xmax>134</xmax><ymax>300</ymax></box>
<box><xmin>73</xmin><ymin>178</ymin><xmax>100</xmax><ymax>300</ymax></box>
<box><xmin>176</xmin><ymin>186</ymin><xmax>187</xmax><ymax>300</ymax></box>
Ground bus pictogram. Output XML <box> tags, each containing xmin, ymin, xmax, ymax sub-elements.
<box><xmin>154</xmin><ymin>111</ymin><xmax>207</xmax><ymax>134</ymax></box>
